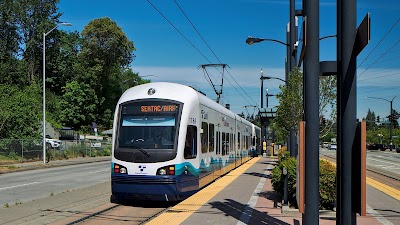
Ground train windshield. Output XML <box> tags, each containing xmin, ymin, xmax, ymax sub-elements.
<box><xmin>115</xmin><ymin>100</ymin><xmax>181</xmax><ymax>162</ymax></box>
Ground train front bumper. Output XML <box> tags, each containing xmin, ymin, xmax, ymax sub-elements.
<box><xmin>112</xmin><ymin>174</ymin><xmax>185</xmax><ymax>201</ymax></box>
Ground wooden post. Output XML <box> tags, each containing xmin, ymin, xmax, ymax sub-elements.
<box><xmin>298</xmin><ymin>121</ymin><xmax>305</xmax><ymax>213</ymax></box>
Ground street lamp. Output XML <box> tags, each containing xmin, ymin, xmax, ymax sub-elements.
<box><xmin>365</xmin><ymin>96</ymin><xmax>397</xmax><ymax>151</ymax></box>
<box><xmin>263</xmin><ymin>76</ymin><xmax>287</xmax><ymax>84</ymax></box>
<box><xmin>43</xmin><ymin>22</ymin><xmax>72</xmax><ymax>164</ymax></box>
<box><xmin>246</xmin><ymin>36</ymin><xmax>289</xmax><ymax>46</ymax></box>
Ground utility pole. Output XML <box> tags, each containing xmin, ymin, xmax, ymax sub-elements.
<box><xmin>303</xmin><ymin>0</ymin><xmax>320</xmax><ymax>224</ymax></box>
<box><xmin>337</xmin><ymin>0</ymin><xmax>357</xmax><ymax>223</ymax></box>
<box><xmin>289</xmin><ymin>0</ymin><xmax>297</xmax><ymax>157</ymax></box>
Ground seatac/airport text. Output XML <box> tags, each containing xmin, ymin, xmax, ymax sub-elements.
<box><xmin>141</xmin><ymin>105</ymin><xmax>177</xmax><ymax>113</ymax></box>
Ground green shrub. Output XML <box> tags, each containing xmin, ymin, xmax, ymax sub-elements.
<box><xmin>319</xmin><ymin>159</ymin><xmax>336</xmax><ymax>210</ymax></box>
<box><xmin>271</xmin><ymin>156</ymin><xmax>298</xmax><ymax>208</ymax></box>
<box><xmin>8</xmin><ymin>151</ymin><xmax>20</xmax><ymax>160</ymax></box>
<box><xmin>271</xmin><ymin>154</ymin><xmax>337</xmax><ymax>210</ymax></box>
<box><xmin>277</xmin><ymin>146</ymin><xmax>290</xmax><ymax>162</ymax></box>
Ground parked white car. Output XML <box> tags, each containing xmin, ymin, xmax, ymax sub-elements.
<box><xmin>46</xmin><ymin>138</ymin><xmax>61</xmax><ymax>148</ymax></box>
<box><xmin>328</xmin><ymin>143</ymin><xmax>337</xmax><ymax>150</ymax></box>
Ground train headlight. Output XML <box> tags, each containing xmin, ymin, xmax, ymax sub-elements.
<box><xmin>157</xmin><ymin>165</ymin><xmax>175</xmax><ymax>175</ymax></box>
<box><xmin>120</xmin><ymin>167</ymin><xmax>127</xmax><ymax>174</ymax></box>
<box><xmin>113</xmin><ymin>163</ymin><xmax>127</xmax><ymax>174</ymax></box>
<box><xmin>158</xmin><ymin>169</ymin><xmax>167</xmax><ymax>175</ymax></box>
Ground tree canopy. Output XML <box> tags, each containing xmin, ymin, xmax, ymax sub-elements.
<box><xmin>0</xmin><ymin>2</ymin><xmax>148</xmax><ymax>139</ymax></box>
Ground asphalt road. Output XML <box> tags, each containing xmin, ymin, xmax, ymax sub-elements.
<box><xmin>0</xmin><ymin>161</ymin><xmax>110</xmax><ymax>206</ymax></box>
<box><xmin>320</xmin><ymin>148</ymin><xmax>400</xmax><ymax>178</ymax></box>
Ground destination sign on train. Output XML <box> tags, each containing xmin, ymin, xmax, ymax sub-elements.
<box><xmin>140</xmin><ymin>105</ymin><xmax>178</xmax><ymax>113</ymax></box>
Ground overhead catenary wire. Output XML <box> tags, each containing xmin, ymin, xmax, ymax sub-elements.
<box><xmin>357</xmin><ymin>17</ymin><xmax>400</xmax><ymax>70</ymax></box>
<box><xmin>171</xmin><ymin>0</ymin><xmax>260</xmax><ymax>108</ymax></box>
<box><xmin>357</xmin><ymin>37</ymin><xmax>400</xmax><ymax>78</ymax></box>
<box><xmin>147</xmin><ymin>0</ymin><xmax>258</xmax><ymax>108</ymax></box>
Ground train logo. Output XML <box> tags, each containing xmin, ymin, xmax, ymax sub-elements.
<box><xmin>139</xmin><ymin>165</ymin><xmax>146</xmax><ymax>172</ymax></box>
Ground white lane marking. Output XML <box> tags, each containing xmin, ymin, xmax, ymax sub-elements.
<box><xmin>366</xmin><ymin>204</ymin><xmax>394</xmax><ymax>225</ymax></box>
<box><xmin>237</xmin><ymin>164</ymin><xmax>272</xmax><ymax>225</ymax></box>
<box><xmin>89</xmin><ymin>169</ymin><xmax>109</xmax><ymax>174</ymax></box>
<box><xmin>367</xmin><ymin>157</ymin><xmax>400</xmax><ymax>166</ymax></box>
<box><xmin>0</xmin><ymin>182</ymin><xmax>39</xmax><ymax>191</ymax></box>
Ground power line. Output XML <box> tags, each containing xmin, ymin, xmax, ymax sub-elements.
<box><xmin>357</xmin><ymin>37</ymin><xmax>400</xmax><ymax>78</ymax></box>
<box><xmin>172</xmin><ymin>0</ymin><xmax>259</xmax><ymax>108</ymax></box>
<box><xmin>357</xmin><ymin>17</ymin><xmax>400</xmax><ymax>69</ymax></box>
<box><xmin>148</xmin><ymin>0</ymin><xmax>259</xmax><ymax>108</ymax></box>
<box><xmin>146</xmin><ymin>0</ymin><xmax>213</xmax><ymax>67</ymax></box>
<box><xmin>173</xmin><ymin>0</ymin><xmax>222</xmax><ymax>63</ymax></box>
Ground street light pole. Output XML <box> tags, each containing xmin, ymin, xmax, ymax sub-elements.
<box><xmin>43</xmin><ymin>22</ymin><xmax>72</xmax><ymax>164</ymax></box>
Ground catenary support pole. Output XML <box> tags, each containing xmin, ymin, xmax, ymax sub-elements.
<box><xmin>337</xmin><ymin>0</ymin><xmax>357</xmax><ymax>223</ymax></box>
<box><xmin>303</xmin><ymin>0</ymin><xmax>320</xmax><ymax>223</ymax></box>
<box><xmin>289</xmin><ymin>0</ymin><xmax>297</xmax><ymax>157</ymax></box>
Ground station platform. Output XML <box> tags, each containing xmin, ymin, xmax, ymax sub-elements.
<box><xmin>147</xmin><ymin>157</ymin><xmax>390</xmax><ymax>225</ymax></box>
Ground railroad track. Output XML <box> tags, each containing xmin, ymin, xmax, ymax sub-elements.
<box><xmin>54</xmin><ymin>199</ymin><xmax>176</xmax><ymax>225</ymax></box>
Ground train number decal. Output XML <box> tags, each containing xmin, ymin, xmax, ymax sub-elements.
<box><xmin>189</xmin><ymin>117</ymin><xmax>197</xmax><ymax>125</ymax></box>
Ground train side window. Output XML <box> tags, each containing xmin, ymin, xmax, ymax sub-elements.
<box><xmin>226</xmin><ymin>133</ymin><xmax>230</xmax><ymax>154</ymax></box>
<box><xmin>216</xmin><ymin>131</ymin><xmax>220</xmax><ymax>154</ymax></box>
<box><xmin>201</xmin><ymin>122</ymin><xmax>208</xmax><ymax>153</ymax></box>
<box><xmin>184</xmin><ymin>126</ymin><xmax>197</xmax><ymax>159</ymax></box>
<box><xmin>237</xmin><ymin>132</ymin><xmax>241</xmax><ymax>150</ymax></box>
<box><xmin>209</xmin><ymin>124</ymin><xmax>215</xmax><ymax>152</ymax></box>
<box><xmin>222</xmin><ymin>132</ymin><xmax>226</xmax><ymax>156</ymax></box>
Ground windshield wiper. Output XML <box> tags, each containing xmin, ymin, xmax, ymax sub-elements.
<box><xmin>138</xmin><ymin>148</ymin><xmax>150</xmax><ymax>157</ymax></box>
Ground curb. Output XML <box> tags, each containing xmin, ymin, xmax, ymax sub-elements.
<box><xmin>281</xmin><ymin>205</ymin><xmax>336</xmax><ymax>219</ymax></box>
<box><xmin>0</xmin><ymin>156</ymin><xmax>111</xmax><ymax>174</ymax></box>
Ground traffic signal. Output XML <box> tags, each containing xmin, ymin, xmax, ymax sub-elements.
<box><xmin>376</xmin><ymin>116</ymin><xmax>380</xmax><ymax>123</ymax></box>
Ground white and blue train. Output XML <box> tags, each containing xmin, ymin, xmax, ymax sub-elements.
<box><xmin>111</xmin><ymin>82</ymin><xmax>261</xmax><ymax>202</ymax></box>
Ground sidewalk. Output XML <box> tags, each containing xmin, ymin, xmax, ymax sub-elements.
<box><xmin>149</xmin><ymin>157</ymin><xmax>385</xmax><ymax>225</ymax></box>
<box><xmin>0</xmin><ymin>156</ymin><xmax>111</xmax><ymax>174</ymax></box>
<box><xmin>252</xmin><ymin>157</ymin><xmax>382</xmax><ymax>225</ymax></box>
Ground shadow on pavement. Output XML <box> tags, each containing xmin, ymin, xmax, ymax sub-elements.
<box><xmin>209</xmin><ymin>198</ymin><xmax>294</xmax><ymax>225</ymax></box>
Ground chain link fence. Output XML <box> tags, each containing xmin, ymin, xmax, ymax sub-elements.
<box><xmin>0</xmin><ymin>139</ymin><xmax>111</xmax><ymax>165</ymax></box>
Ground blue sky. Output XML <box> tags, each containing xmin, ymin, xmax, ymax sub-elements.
<box><xmin>58</xmin><ymin>0</ymin><xmax>400</xmax><ymax>121</ymax></box>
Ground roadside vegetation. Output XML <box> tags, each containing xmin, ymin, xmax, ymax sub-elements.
<box><xmin>271</xmin><ymin>147</ymin><xmax>336</xmax><ymax>210</ymax></box>
<box><xmin>0</xmin><ymin>1</ymin><xmax>149</xmax><ymax>142</ymax></box>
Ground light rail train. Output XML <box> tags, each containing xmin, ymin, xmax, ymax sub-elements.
<box><xmin>111</xmin><ymin>82</ymin><xmax>261</xmax><ymax>202</ymax></box>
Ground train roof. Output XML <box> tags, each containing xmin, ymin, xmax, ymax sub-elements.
<box><xmin>119</xmin><ymin>82</ymin><xmax>256</xmax><ymax>126</ymax></box>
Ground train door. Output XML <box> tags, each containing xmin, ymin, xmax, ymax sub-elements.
<box><xmin>184</xmin><ymin>125</ymin><xmax>197</xmax><ymax>159</ymax></box>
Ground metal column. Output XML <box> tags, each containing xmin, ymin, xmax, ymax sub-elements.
<box><xmin>337</xmin><ymin>0</ymin><xmax>357</xmax><ymax>224</ymax></box>
<box><xmin>303</xmin><ymin>0</ymin><xmax>320</xmax><ymax>224</ymax></box>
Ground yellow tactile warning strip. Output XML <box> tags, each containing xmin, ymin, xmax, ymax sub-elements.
<box><xmin>324</xmin><ymin>158</ymin><xmax>400</xmax><ymax>201</ymax></box>
<box><xmin>146</xmin><ymin>158</ymin><xmax>260</xmax><ymax>225</ymax></box>
<box><xmin>366</xmin><ymin>177</ymin><xmax>400</xmax><ymax>200</ymax></box>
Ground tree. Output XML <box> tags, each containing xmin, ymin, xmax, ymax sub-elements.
<box><xmin>272</xmin><ymin>68</ymin><xmax>337</xmax><ymax>142</ymax></box>
<box><xmin>391</xmin><ymin>109</ymin><xmax>399</xmax><ymax>129</ymax></box>
<box><xmin>319</xmin><ymin>76</ymin><xmax>337</xmax><ymax>139</ymax></box>
<box><xmin>58</xmin><ymin>81</ymin><xmax>98</xmax><ymax>130</ymax></box>
<box><xmin>15</xmin><ymin>0</ymin><xmax>62</xmax><ymax>83</ymax></box>
<box><xmin>273</xmin><ymin>68</ymin><xmax>303</xmax><ymax>142</ymax></box>
<box><xmin>364</xmin><ymin>109</ymin><xmax>377</xmax><ymax>131</ymax></box>
<box><xmin>0</xmin><ymin>0</ymin><xmax>26</xmax><ymax>86</ymax></box>
<box><xmin>45</xmin><ymin>30</ymin><xmax>82</xmax><ymax>96</ymax></box>
<box><xmin>0</xmin><ymin>84</ymin><xmax>42</xmax><ymax>139</ymax></box>
<box><xmin>78</xmin><ymin>17</ymin><xmax>136</xmax><ymax>128</ymax></box>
